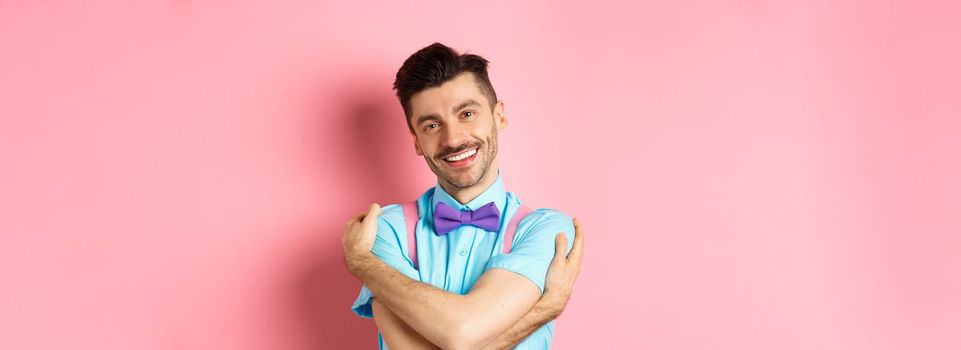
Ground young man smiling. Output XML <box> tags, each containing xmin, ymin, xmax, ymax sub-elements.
<box><xmin>342</xmin><ymin>43</ymin><xmax>584</xmax><ymax>349</ymax></box>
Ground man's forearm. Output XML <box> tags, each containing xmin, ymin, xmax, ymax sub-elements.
<box><xmin>378</xmin><ymin>293</ymin><xmax>560</xmax><ymax>350</ymax></box>
<box><xmin>481</xmin><ymin>295</ymin><xmax>561</xmax><ymax>350</ymax></box>
<box><xmin>349</xmin><ymin>253</ymin><xmax>470</xmax><ymax>348</ymax></box>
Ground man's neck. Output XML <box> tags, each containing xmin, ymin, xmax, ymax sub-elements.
<box><xmin>439</xmin><ymin>166</ymin><xmax>499</xmax><ymax>205</ymax></box>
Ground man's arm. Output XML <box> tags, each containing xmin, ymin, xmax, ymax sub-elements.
<box><xmin>482</xmin><ymin>219</ymin><xmax>584</xmax><ymax>349</ymax></box>
<box><xmin>349</xmin><ymin>252</ymin><xmax>539</xmax><ymax>349</ymax></box>
<box><xmin>368</xmin><ymin>219</ymin><xmax>586</xmax><ymax>350</ymax></box>
<box><xmin>373</xmin><ymin>292</ymin><xmax>557</xmax><ymax>350</ymax></box>
<box><xmin>344</xmin><ymin>204</ymin><xmax>541</xmax><ymax>350</ymax></box>
<box><xmin>481</xmin><ymin>295</ymin><xmax>560</xmax><ymax>350</ymax></box>
<box><xmin>372</xmin><ymin>297</ymin><xmax>441</xmax><ymax>349</ymax></box>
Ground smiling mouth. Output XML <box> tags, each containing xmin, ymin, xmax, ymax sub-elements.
<box><xmin>441</xmin><ymin>147</ymin><xmax>478</xmax><ymax>167</ymax></box>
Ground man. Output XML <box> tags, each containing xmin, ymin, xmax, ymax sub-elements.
<box><xmin>342</xmin><ymin>43</ymin><xmax>584</xmax><ymax>349</ymax></box>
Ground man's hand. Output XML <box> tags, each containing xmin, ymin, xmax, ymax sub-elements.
<box><xmin>542</xmin><ymin>218</ymin><xmax>585</xmax><ymax>316</ymax></box>
<box><xmin>342</xmin><ymin>203</ymin><xmax>382</xmax><ymax>275</ymax></box>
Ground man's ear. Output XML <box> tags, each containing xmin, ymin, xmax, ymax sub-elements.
<box><xmin>493</xmin><ymin>100</ymin><xmax>507</xmax><ymax>130</ymax></box>
<box><xmin>413</xmin><ymin>136</ymin><xmax>423</xmax><ymax>156</ymax></box>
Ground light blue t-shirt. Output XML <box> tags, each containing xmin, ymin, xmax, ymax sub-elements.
<box><xmin>351</xmin><ymin>171</ymin><xmax>575</xmax><ymax>349</ymax></box>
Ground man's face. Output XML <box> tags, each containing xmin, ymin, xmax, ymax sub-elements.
<box><xmin>408</xmin><ymin>72</ymin><xmax>506</xmax><ymax>189</ymax></box>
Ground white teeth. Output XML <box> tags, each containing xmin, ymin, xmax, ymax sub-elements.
<box><xmin>445</xmin><ymin>148</ymin><xmax>477</xmax><ymax>162</ymax></box>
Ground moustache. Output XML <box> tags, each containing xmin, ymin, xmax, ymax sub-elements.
<box><xmin>436</xmin><ymin>142</ymin><xmax>483</xmax><ymax>160</ymax></box>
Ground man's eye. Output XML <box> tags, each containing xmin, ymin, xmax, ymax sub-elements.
<box><xmin>464</xmin><ymin>111</ymin><xmax>475</xmax><ymax>118</ymax></box>
<box><xmin>425</xmin><ymin>123</ymin><xmax>438</xmax><ymax>130</ymax></box>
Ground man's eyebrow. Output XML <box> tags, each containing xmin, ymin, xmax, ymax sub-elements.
<box><xmin>451</xmin><ymin>99</ymin><xmax>482</xmax><ymax>114</ymax></box>
<box><xmin>415</xmin><ymin>99</ymin><xmax>483</xmax><ymax>126</ymax></box>
<box><xmin>415</xmin><ymin>113</ymin><xmax>440</xmax><ymax>127</ymax></box>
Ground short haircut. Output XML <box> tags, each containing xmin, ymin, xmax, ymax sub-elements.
<box><xmin>393</xmin><ymin>42</ymin><xmax>498</xmax><ymax>133</ymax></box>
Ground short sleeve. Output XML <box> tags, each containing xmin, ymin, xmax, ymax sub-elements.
<box><xmin>351</xmin><ymin>205</ymin><xmax>421</xmax><ymax>318</ymax></box>
<box><xmin>485</xmin><ymin>208</ymin><xmax>575</xmax><ymax>293</ymax></box>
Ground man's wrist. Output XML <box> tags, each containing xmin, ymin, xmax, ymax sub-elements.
<box><xmin>539</xmin><ymin>291</ymin><xmax>569</xmax><ymax>318</ymax></box>
<box><xmin>346</xmin><ymin>251</ymin><xmax>375</xmax><ymax>277</ymax></box>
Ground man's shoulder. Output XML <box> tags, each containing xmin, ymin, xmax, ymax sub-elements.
<box><xmin>376</xmin><ymin>187</ymin><xmax>436</xmax><ymax>229</ymax></box>
<box><xmin>368</xmin><ymin>204</ymin><xmax>413</xmax><ymax>250</ymax></box>
<box><xmin>515</xmin><ymin>206</ymin><xmax>574</xmax><ymax>235</ymax></box>
<box><xmin>376</xmin><ymin>203</ymin><xmax>408</xmax><ymax>230</ymax></box>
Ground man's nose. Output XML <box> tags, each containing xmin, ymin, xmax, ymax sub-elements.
<box><xmin>440</xmin><ymin>122</ymin><xmax>469</xmax><ymax>149</ymax></box>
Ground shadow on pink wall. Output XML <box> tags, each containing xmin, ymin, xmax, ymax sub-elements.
<box><xmin>284</xmin><ymin>70</ymin><xmax>423</xmax><ymax>348</ymax></box>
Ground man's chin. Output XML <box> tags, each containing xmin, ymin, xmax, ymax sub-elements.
<box><xmin>430</xmin><ymin>156</ymin><xmax>489</xmax><ymax>189</ymax></box>
<box><xmin>443</xmin><ymin>175</ymin><xmax>479</xmax><ymax>189</ymax></box>
<box><xmin>440</xmin><ymin>168</ymin><xmax>485</xmax><ymax>189</ymax></box>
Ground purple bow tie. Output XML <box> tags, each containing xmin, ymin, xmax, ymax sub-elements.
<box><xmin>433</xmin><ymin>201</ymin><xmax>501</xmax><ymax>235</ymax></box>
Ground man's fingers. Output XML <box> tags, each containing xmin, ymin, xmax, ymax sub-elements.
<box><xmin>567</xmin><ymin>218</ymin><xmax>584</xmax><ymax>263</ymax></box>
<box><xmin>346</xmin><ymin>212</ymin><xmax>366</xmax><ymax>227</ymax></box>
<box><xmin>553</xmin><ymin>232</ymin><xmax>568</xmax><ymax>261</ymax></box>
<box><xmin>361</xmin><ymin>203</ymin><xmax>382</xmax><ymax>229</ymax></box>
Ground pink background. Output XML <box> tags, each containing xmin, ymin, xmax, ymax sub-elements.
<box><xmin>2</xmin><ymin>1</ymin><xmax>959</xmax><ymax>349</ymax></box>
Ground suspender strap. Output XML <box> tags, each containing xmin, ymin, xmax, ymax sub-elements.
<box><xmin>402</xmin><ymin>201</ymin><xmax>419</xmax><ymax>270</ymax></box>
<box><xmin>504</xmin><ymin>205</ymin><xmax>533</xmax><ymax>254</ymax></box>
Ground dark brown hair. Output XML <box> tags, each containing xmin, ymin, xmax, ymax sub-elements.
<box><xmin>393</xmin><ymin>42</ymin><xmax>498</xmax><ymax>133</ymax></box>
